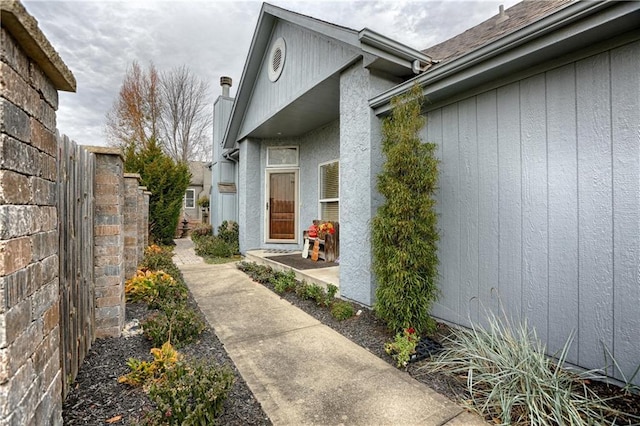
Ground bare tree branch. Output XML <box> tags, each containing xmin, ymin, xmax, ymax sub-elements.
<box><xmin>159</xmin><ymin>66</ymin><xmax>212</xmax><ymax>162</ymax></box>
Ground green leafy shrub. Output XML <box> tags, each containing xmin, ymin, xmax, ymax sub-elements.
<box><xmin>330</xmin><ymin>300</ymin><xmax>355</xmax><ymax>321</ymax></box>
<box><xmin>372</xmin><ymin>84</ymin><xmax>439</xmax><ymax>335</ymax></box>
<box><xmin>147</xmin><ymin>359</ymin><xmax>234</xmax><ymax>425</ymax></box>
<box><xmin>125</xmin><ymin>269</ymin><xmax>188</xmax><ymax>309</ymax></box>
<box><xmin>273</xmin><ymin>270</ymin><xmax>297</xmax><ymax>294</ymax></box>
<box><xmin>326</xmin><ymin>284</ymin><xmax>338</xmax><ymax>300</ymax></box>
<box><xmin>194</xmin><ymin>235</ymin><xmax>233</xmax><ymax>259</ymax></box>
<box><xmin>385</xmin><ymin>327</ymin><xmax>419</xmax><ymax>368</ymax></box>
<box><xmin>190</xmin><ymin>224</ymin><xmax>212</xmax><ymax>243</ymax></box>
<box><xmin>124</xmin><ymin>138</ymin><xmax>191</xmax><ymax>245</ymax></box>
<box><xmin>237</xmin><ymin>262</ymin><xmax>275</xmax><ymax>284</ymax></box>
<box><xmin>141</xmin><ymin>244</ymin><xmax>183</xmax><ymax>283</ymax></box>
<box><xmin>424</xmin><ymin>313</ymin><xmax>621</xmax><ymax>425</ymax></box>
<box><xmin>306</xmin><ymin>284</ymin><xmax>329</xmax><ymax>306</ymax></box>
<box><xmin>120</xmin><ymin>342</ymin><xmax>234</xmax><ymax>425</ymax></box>
<box><xmin>119</xmin><ymin>341</ymin><xmax>181</xmax><ymax>389</ymax></box>
<box><xmin>142</xmin><ymin>303</ymin><xmax>206</xmax><ymax>348</ymax></box>
<box><xmin>217</xmin><ymin>221</ymin><xmax>239</xmax><ymax>254</ymax></box>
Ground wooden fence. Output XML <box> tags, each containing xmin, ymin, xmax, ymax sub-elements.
<box><xmin>57</xmin><ymin>135</ymin><xmax>96</xmax><ymax>398</ymax></box>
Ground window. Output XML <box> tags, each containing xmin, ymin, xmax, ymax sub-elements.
<box><xmin>267</xmin><ymin>146</ymin><xmax>298</xmax><ymax>167</ymax></box>
<box><xmin>319</xmin><ymin>161</ymin><xmax>339</xmax><ymax>222</ymax></box>
<box><xmin>184</xmin><ymin>189</ymin><xmax>195</xmax><ymax>209</ymax></box>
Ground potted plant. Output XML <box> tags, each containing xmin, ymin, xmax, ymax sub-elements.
<box><xmin>197</xmin><ymin>196</ymin><xmax>210</xmax><ymax>212</ymax></box>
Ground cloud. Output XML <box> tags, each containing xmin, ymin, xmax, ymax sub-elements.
<box><xmin>22</xmin><ymin>0</ymin><xmax>519</xmax><ymax>147</ymax></box>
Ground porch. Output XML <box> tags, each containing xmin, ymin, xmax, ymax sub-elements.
<box><xmin>245</xmin><ymin>249</ymin><xmax>340</xmax><ymax>293</ymax></box>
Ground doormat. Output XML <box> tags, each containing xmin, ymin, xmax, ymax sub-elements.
<box><xmin>265</xmin><ymin>254</ymin><xmax>338</xmax><ymax>270</ymax></box>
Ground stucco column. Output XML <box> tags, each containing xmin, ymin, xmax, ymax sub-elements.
<box><xmin>339</xmin><ymin>62</ymin><xmax>379</xmax><ymax>306</ymax></box>
<box><xmin>238</xmin><ymin>138</ymin><xmax>261</xmax><ymax>252</ymax></box>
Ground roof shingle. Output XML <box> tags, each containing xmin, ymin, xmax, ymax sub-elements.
<box><xmin>422</xmin><ymin>0</ymin><xmax>573</xmax><ymax>65</ymax></box>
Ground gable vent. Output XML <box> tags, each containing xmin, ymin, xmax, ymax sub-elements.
<box><xmin>268</xmin><ymin>37</ymin><xmax>286</xmax><ymax>82</ymax></box>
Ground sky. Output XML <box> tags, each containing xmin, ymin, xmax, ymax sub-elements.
<box><xmin>22</xmin><ymin>0</ymin><xmax>519</xmax><ymax>148</ymax></box>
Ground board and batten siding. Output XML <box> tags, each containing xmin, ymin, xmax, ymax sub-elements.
<box><xmin>240</xmin><ymin>21</ymin><xmax>359</xmax><ymax>139</ymax></box>
<box><xmin>425</xmin><ymin>40</ymin><xmax>640</xmax><ymax>384</ymax></box>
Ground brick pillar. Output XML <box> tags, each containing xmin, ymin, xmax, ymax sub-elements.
<box><xmin>143</xmin><ymin>191</ymin><xmax>151</xmax><ymax>250</ymax></box>
<box><xmin>0</xmin><ymin>1</ymin><xmax>75</xmax><ymax>425</ymax></box>
<box><xmin>86</xmin><ymin>147</ymin><xmax>125</xmax><ymax>338</ymax></box>
<box><xmin>123</xmin><ymin>173</ymin><xmax>140</xmax><ymax>279</ymax></box>
<box><xmin>137</xmin><ymin>186</ymin><xmax>146</xmax><ymax>263</ymax></box>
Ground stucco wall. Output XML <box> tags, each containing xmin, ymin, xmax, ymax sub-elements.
<box><xmin>238</xmin><ymin>139</ymin><xmax>261</xmax><ymax>252</ymax></box>
<box><xmin>338</xmin><ymin>62</ymin><xmax>376</xmax><ymax>305</ymax></box>
<box><xmin>424</xmin><ymin>39</ymin><xmax>640</xmax><ymax>385</ymax></box>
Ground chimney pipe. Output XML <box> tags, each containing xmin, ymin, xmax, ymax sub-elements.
<box><xmin>496</xmin><ymin>4</ymin><xmax>509</xmax><ymax>24</ymax></box>
<box><xmin>220</xmin><ymin>76</ymin><xmax>232</xmax><ymax>97</ymax></box>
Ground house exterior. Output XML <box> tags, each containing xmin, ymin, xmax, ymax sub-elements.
<box><xmin>180</xmin><ymin>161</ymin><xmax>212</xmax><ymax>228</ymax></box>
<box><xmin>212</xmin><ymin>1</ymin><xmax>640</xmax><ymax>385</ymax></box>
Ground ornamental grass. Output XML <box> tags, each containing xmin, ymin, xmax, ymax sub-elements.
<box><xmin>422</xmin><ymin>311</ymin><xmax>630</xmax><ymax>425</ymax></box>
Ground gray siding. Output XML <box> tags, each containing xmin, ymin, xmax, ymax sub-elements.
<box><xmin>425</xmin><ymin>40</ymin><xmax>640</xmax><ymax>384</ymax></box>
<box><xmin>239</xmin><ymin>21</ymin><xmax>359</xmax><ymax>139</ymax></box>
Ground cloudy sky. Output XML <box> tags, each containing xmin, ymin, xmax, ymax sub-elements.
<box><xmin>23</xmin><ymin>0</ymin><xmax>519</xmax><ymax>148</ymax></box>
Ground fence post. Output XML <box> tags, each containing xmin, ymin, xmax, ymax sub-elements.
<box><xmin>0</xmin><ymin>1</ymin><xmax>75</xmax><ymax>424</ymax></box>
<box><xmin>123</xmin><ymin>173</ymin><xmax>141</xmax><ymax>279</ymax></box>
<box><xmin>85</xmin><ymin>147</ymin><xmax>125</xmax><ymax>339</ymax></box>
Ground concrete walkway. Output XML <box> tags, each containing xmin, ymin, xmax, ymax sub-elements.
<box><xmin>174</xmin><ymin>239</ymin><xmax>484</xmax><ymax>425</ymax></box>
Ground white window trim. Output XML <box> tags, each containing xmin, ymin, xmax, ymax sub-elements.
<box><xmin>267</xmin><ymin>146</ymin><xmax>299</xmax><ymax>168</ymax></box>
<box><xmin>318</xmin><ymin>159</ymin><xmax>339</xmax><ymax>221</ymax></box>
<box><xmin>184</xmin><ymin>189</ymin><xmax>196</xmax><ymax>209</ymax></box>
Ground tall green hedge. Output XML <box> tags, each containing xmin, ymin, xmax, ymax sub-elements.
<box><xmin>372</xmin><ymin>85</ymin><xmax>440</xmax><ymax>335</ymax></box>
<box><xmin>124</xmin><ymin>138</ymin><xmax>191</xmax><ymax>245</ymax></box>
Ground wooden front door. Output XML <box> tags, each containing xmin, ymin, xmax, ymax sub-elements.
<box><xmin>267</xmin><ymin>170</ymin><xmax>297</xmax><ymax>241</ymax></box>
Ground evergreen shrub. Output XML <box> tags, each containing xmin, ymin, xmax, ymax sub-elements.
<box><xmin>372</xmin><ymin>85</ymin><xmax>440</xmax><ymax>335</ymax></box>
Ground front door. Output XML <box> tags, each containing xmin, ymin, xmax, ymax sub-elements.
<box><xmin>267</xmin><ymin>170</ymin><xmax>298</xmax><ymax>242</ymax></box>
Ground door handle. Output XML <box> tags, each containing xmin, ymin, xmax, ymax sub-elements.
<box><xmin>266</xmin><ymin>201</ymin><xmax>269</xmax><ymax>211</ymax></box>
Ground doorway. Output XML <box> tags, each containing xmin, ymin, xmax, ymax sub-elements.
<box><xmin>266</xmin><ymin>169</ymin><xmax>298</xmax><ymax>242</ymax></box>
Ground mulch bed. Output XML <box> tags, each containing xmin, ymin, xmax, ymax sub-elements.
<box><xmin>62</xmin><ymin>299</ymin><xmax>271</xmax><ymax>425</ymax></box>
<box><xmin>265</xmin><ymin>253</ymin><xmax>338</xmax><ymax>270</ymax></box>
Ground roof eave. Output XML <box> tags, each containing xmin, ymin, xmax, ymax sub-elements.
<box><xmin>370</xmin><ymin>0</ymin><xmax>628</xmax><ymax>114</ymax></box>
<box><xmin>358</xmin><ymin>28</ymin><xmax>433</xmax><ymax>65</ymax></box>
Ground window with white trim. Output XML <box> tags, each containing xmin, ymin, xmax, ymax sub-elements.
<box><xmin>184</xmin><ymin>189</ymin><xmax>195</xmax><ymax>209</ymax></box>
<box><xmin>319</xmin><ymin>161</ymin><xmax>339</xmax><ymax>222</ymax></box>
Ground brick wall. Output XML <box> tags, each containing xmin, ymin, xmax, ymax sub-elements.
<box><xmin>0</xmin><ymin>1</ymin><xmax>75</xmax><ymax>424</ymax></box>
<box><xmin>1</xmin><ymin>1</ymin><xmax>151</xmax><ymax>422</ymax></box>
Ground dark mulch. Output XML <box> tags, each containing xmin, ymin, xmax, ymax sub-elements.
<box><xmin>265</xmin><ymin>254</ymin><xmax>338</xmax><ymax>270</ymax></box>
<box><xmin>62</xmin><ymin>300</ymin><xmax>271</xmax><ymax>425</ymax></box>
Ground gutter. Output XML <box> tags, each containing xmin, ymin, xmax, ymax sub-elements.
<box><xmin>223</xmin><ymin>148</ymin><xmax>240</xmax><ymax>163</ymax></box>
<box><xmin>359</xmin><ymin>28</ymin><xmax>436</xmax><ymax>74</ymax></box>
<box><xmin>369</xmin><ymin>0</ymin><xmax>612</xmax><ymax>113</ymax></box>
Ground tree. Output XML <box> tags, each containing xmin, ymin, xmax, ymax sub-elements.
<box><xmin>372</xmin><ymin>85</ymin><xmax>440</xmax><ymax>335</ymax></box>
<box><xmin>106</xmin><ymin>61</ymin><xmax>161</xmax><ymax>150</ymax></box>
<box><xmin>124</xmin><ymin>138</ymin><xmax>191</xmax><ymax>245</ymax></box>
<box><xmin>160</xmin><ymin>66</ymin><xmax>212</xmax><ymax>162</ymax></box>
<box><xmin>107</xmin><ymin>62</ymin><xmax>212</xmax><ymax>162</ymax></box>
